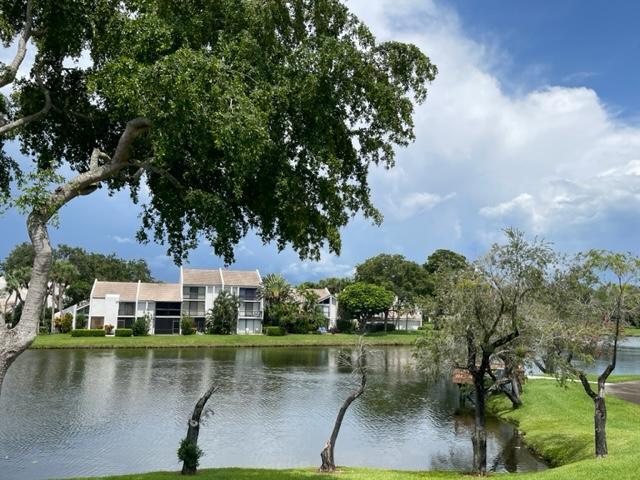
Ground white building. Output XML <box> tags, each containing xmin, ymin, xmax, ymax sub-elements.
<box><xmin>292</xmin><ymin>287</ymin><xmax>339</xmax><ymax>329</ymax></box>
<box><xmin>84</xmin><ymin>268</ymin><xmax>264</xmax><ymax>334</ymax></box>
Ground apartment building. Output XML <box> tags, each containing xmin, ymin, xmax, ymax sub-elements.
<box><xmin>85</xmin><ymin>267</ymin><xmax>263</xmax><ymax>334</ymax></box>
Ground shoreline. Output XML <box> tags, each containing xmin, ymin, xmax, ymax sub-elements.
<box><xmin>58</xmin><ymin>379</ymin><xmax>640</xmax><ymax>480</ymax></box>
<box><xmin>30</xmin><ymin>332</ymin><xmax>420</xmax><ymax>350</ymax></box>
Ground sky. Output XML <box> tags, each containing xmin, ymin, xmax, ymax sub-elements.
<box><xmin>3</xmin><ymin>0</ymin><xmax>640</xmax><ymax>283</ymax></box>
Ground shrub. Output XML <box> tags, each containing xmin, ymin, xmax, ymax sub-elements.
<box><xmin>104</xmin><ymin>323</ymin><xmax>114</xmax><ymax>334</ymax></box>
<box><xmin>265</xmin><ymin>326</ymin><xmax>285</xmax><ymax>336</ymax></box>
<box><xmin>181</xmin><ymin>316</ymin><xmax>196</xmax><ymax>335</ymax></box>
<box><xmin>71</xmin><ymin>329</ymin><xmax>106</xmax><ymax>337</ymax></box>
<box><xmin>367</xmin><ymin>323</ymin><xmax>396</xmax><ymax>333</ymax></box>
<box><xmin>132</xmin><ymin>316</ymin><xmax>150</xmax><ymax>336</ymax></box>
<box><xmin>177</xmin><ymin>438</ymin><xmax>203</xmax><ymax>472</ymax></box>
<box><xmin>115</xmin><ymin>328</ymin><xmax>133</xmax><ymax>337</ymax></box>
<box><xmin>336</xmin><ymin>319</ymin><xmax>355</xmax><ymax>333</ymax></box>
<box><xmin>55</xmin><ymin>312</ymin><xmax>73</xmax><ymax>333</ymax></box>
<box><xmin>206</xmin><ymin>292</ymin><xmax>239</xmax><ymax>335</ymax></box>
<box><xmin>75</xmin><ymin>313</ymin><xmax>87</xmax><ymax>329</ymax></box>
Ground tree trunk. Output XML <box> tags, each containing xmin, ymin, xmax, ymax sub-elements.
<box><xmin>509</xmin><ymin>373</ymin><xmax>523</xmax><ymax>408</ymax></box>
<box><xmin>0</xmin><ymin>118</ymin><xmax>150</xmax><ymax>398</ymax></box>
<box><xmin>383</xmin><ymin>310</ymin><xmax>388</xmax><ymax>332</ymax></box>
<box><xmin>320</xmin><ymin>347</ymin><xmax>367</xmax><ymax>473</ymax></box>
<box><xmin>472</xmin><ymin>378</ymin><xmax>487</xmax><ymax>475</ymax></box>
<box><xmin>182</xmin><ymin>384</ymin><xmax>217</xmax><ymax>475</ymax></box>
<box><xmin>594</xmin><ymin>394</ymin><xmax>607</xmax><ymax>457</ymax></box>
<box><xmin>0</xmin><ymin>213</ymin><xmax>52</xmax><ymax>396</ymax></box>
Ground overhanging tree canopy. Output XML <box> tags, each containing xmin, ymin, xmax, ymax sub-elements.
<box><xmin>0</xmin><ymin>0</ymin><xmax>437</xmax><ymax>394</ymax></box>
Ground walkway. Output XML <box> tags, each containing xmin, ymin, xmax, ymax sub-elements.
<box><xmin>608</xmin><ymin>381</ymin><xmax>640</xmax><ymax>405</ymax></box>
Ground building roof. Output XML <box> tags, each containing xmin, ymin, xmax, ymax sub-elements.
<box><xmin>92</xmin><ymin>281</ymin><xmax>138</xmax><ymax>301</ymax></box>
<box><xmin>292</xmin><ymin>287</ymin><xmax>332</xmax><ymax>303</ymax></box>
<box><xmin>138</xmin><ymin>283</ymin><xmax>181</xmax><ymax>302</ymax></box>
<box><xmin>182</xmin><ymin>268</ymin><xmax>222</xmax><ymax>285</ymax></box>
<box><xmin>220</xmin><ymin>269</ymin><xmax>261</xmax><ymax>286</ymax></box>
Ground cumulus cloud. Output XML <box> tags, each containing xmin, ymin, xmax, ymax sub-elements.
<box><xmin>347</xmin><ymin>0</ymin><xmax>640</xmax><ymax>254</ymax></box>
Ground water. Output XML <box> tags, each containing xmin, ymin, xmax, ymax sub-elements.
<box><xmin>581</xmin><ymin>337</ymin><xmax>640</xmax><ymax>375</ymax></box>
<box><xmin>0</xmin><ymin>346</ymin><xmax>553</xmax><ymax>479</ymax></box>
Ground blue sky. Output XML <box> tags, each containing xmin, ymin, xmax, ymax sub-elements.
<box><xmin>3</xmin><ymin>0</ymin><xmax>640</xmax><ymax>283</ymax></box>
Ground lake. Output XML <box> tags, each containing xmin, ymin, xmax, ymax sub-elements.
<box><xmin>1</xmin><ymin>341</ymin><xmax>635</xmax><ymax>480</ymax></box>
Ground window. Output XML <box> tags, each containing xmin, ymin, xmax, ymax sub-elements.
<box><xmin>240</xmin><ymin>302</ymin><xmax>260</xmax><ymax>317</ymax></box>
<box><xmin>117</xmin><ymin>317</ymin><xmax>134</xmax><ymax>328</ymax></box>
<box><xmin>91</xmin><ymin>317</ymin><xmax>104</xmax><ymax>328</ymax></box>
<box><xmin>118</xmin><ymin>302</ymin><xmax>135</xmax><ymax>316</ymax></box>
<box><xmin>239</xmin><ymin>288</ymin><xmax>257</xmax><ymax>300</ymax></box>
<box><xmin>183</xmin><ymin>286</ymin><xmax>205</xmax><ymax>300</ymax></box>
<box><xmin>183</xmin><ymin>301</ymin><xmax>205</xmax><ymax>317</ymax></box>
<box><xmin>156</xmin><ymin>302</ymin><xmax>181</xmax><ymax>317</ymax></box>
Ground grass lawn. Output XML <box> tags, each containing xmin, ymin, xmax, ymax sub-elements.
<box><xmin>586</xmin><ymin>374</ymin><xmax>640</xmax><ymax>383</ymax></box>
<box><xmin>69</xmin><ymin>380</ymin><xmax>640</xmax><ymax>480</ymax></box>
<box><xmin>32</xmin><ymin>332</ymin><xmax>420</xmax><ymax>349</ymax></box>
<box><xmin>625</xmin><ymin>327</ymin><xmax>640</xmax><ymax>337</ymax></box>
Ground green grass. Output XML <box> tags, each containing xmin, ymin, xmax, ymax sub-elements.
<box><xmin>32</xmin><ymin>332</ymin><xmax>419</xmax><ymax>350</ymax></box>
<box><xmin>538</xmin><ymin>374</ymin><xmax>640</xmax><ymax>384</ymax></box>
<box><xmin>69</xmin><ymin>468</ymin><xmax>459</xmax><ymax>480</ymax></box>
<box><xmin>624</xmin><ymin>326</ymin><xmax>640</xmax><ymax>337</ymax></box>
<box><xmin>489</xmin><ymin>380</ymin><xmax>640</xmax><ymax>479</ymax></box>
<box><xmin>586</xmin><ymin>374</ymin><xmax>640</xmax><ymax>383</ymax></box>
<box><xmin>68</xmin><ymin>380</ymin><xmax>640</xmax><ymax>480</ymax></box>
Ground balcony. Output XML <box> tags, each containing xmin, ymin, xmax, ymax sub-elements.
<box><xmin>238</xmin><ymin>309</ymin><xmax>262</xmax><ymax>318</ymax></box>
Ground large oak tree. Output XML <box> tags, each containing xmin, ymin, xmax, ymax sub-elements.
<box><xmin>0</xmin><ymin>0</ymin><xmax>436</xmax><ymax>393</ymax></box>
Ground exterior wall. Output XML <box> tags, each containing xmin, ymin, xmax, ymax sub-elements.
<box><xmin>136</xmin><ymin>300</ymin><xmax>156</xmax><ymax>334</ymax></box>
<box><xmin>328</xmin><ymin>299</ymin><xmax>338</xmax><ymax>329</ymax></box>
<box><xmin>103</xmin><ymin>294</ymin><xmax>120</xmax><ymax>330</ymax></box>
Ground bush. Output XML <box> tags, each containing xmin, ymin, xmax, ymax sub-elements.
<box><xmin>336</xmin><ymin>319</ymin><xmax>355</xmax><ymax>333</ymax></box>
<box><xmin>115</xmin><ymin>328</ymin><xmax>133</xmax><ymax>337</ymax></box>
<box><xmin>181</xmin><ymin>316</ymin><xmax>196</xmax><ymax>335</ymax></box>
<box><xmin>206</xmin><ymin>292</ymin><xmax>239</xmax><ymax>335</ymax></box>
<box><xmin>55</xmin><ymin>312</ymin><xmax>73</xmax><ymax>333</ymax></box>
<box><xmin>71</xmin><ymin>329</ymin><xmax>106</xmax><ymax>337</ymax></box>
<box><xmin>177</xmin><ymin>438</ymin><xmax>203</xmax><ymax>472</ymax></box>
<box><xmin>104</xmin><ymin>323</ymin><xmax>114</xmax><ymax>334</ymax></box>
<box><xmin>75</xmin><ymin>313</ymin><xmax>87</xmax><ymax>329</ymax></box>
<box><xmin>265</xmin><ymin>326</ymin><xmax>285</xmax><ymax>336</ymax></box>
<box><xmin>132</xmin><ymin>316</ymin><xmax>149</xmax><ymax>336</ymax></box>
<box><xmin>367</xmin><ymin>323</ymin><xmax>396</xmax><ymax>333</ymax></box>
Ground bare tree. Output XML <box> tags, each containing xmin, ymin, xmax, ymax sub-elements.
<box><xmin>320</xmin><ymin>338</ymin><xmax>368</xmax><ymax>473</ymax></box>
<box><xmin>179</xmin><ymin>385</ymin><xmax>217</xmax><ymax>475</ymax></box>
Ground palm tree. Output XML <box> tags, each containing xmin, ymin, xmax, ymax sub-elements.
<box><xmin>257</xmin><ymin>274</ymin><xmax>292</xmax><ymax>305</ymax></box>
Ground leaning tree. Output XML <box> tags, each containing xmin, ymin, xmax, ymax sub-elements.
<box><xmin>539</xmin><ymin>251</ymin><xmax>638</xmax><ymax>458</ymax></box>
<box><xmin>415</xmin><ymin>229</ymin><xmax>554</xmax><ymax>475</ymax></box>
<box><xmin>0</xmin><ymin>0</ymin><xmax>436</xmax><ymax>394</ymax></box>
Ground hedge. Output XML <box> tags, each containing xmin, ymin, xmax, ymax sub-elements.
<box><xmin>265</xmin><ymin>326</ymin><xmax>285</xmax><ymax>336</ymax></box>
<box><xmin>71</xmin><ymin>329</ymin><xmax>106</xmax><ymax>337</ymax></box>
<box><xmin>115</xmin><ymin>328</ymin><xmax>133</xmax><ymax>337</ymax></box>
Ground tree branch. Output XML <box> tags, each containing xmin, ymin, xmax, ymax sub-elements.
<box><xmin>0</xmin><ymin>85</ymin><xmax>51</xmax><ymax>136</ymax></box>
<box><xmin>0</xmin><ymin>0</ymin><xmax>33</xmax><ymax>89</ymax></box>
<box><xmin>578</xmin><ymin>371</ymin><xmax>597</xmax><ymax>400</ymax></box>
<box><xmin>112</xmin><ymin>117</ymin><xmax>152</xmax><ymax>164</ymax></box>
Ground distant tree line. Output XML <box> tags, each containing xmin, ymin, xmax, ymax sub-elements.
<box><xmin>1</xmin><ymin>242</ymin><xmax>152</xmax><ymax>327</ymax></box>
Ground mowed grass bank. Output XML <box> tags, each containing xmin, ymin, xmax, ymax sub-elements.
<box><xmin>625</xmin><ymin>326</ymin><xmax>640</xmax><ymax>336</ymax></box>
<box><xmin>32</xmin><ymin>332</ymin><xmax>419</xmax><ymax>349</ymax></box>
<box><xmin>70</xmin><ymin>380</ymin><xmax>640</xmax><ymax>480</ymax></box>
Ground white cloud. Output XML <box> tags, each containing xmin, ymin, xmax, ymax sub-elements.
<box><xmin>284</xmin><ymin>249</ymin><xmax>355</xmax><ymax>280</ymax></box>
<box><xmin>347</xmin><ymin>0</ymin><xmax>640</xmax><ymax>252</ymax></box>
<box><xmin>387</xmin><ymin>191</ymin><xmax>456</xmax><ymax>220</ymax></box>
<box><xmin>112</xmin><ymin>235</ymin><xmax>134</xmax><ymax>244</ymax></box>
